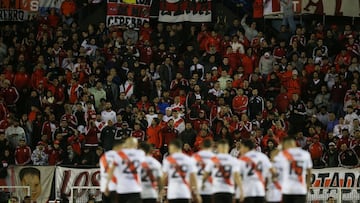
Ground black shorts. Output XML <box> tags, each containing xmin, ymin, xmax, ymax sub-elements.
<box><xmin>168</xmin><ymin>199</ymin><xmax>190</xmax><ymax>203</ymax></box>
<box><xmin>267</xmin><ymin>201</ymin><xmax>280</xmax><ymax>203</ymax></box>
<box><xmin>201</xmin><ymin>194</ymin><xmax>213</xmax><ymax>203</ymax></box>
<box><xmin>117</xmin><ymin>193</ymin><xmax>142</xmax><ymax>203</ymax></box>
<box><xmin>282</xmin><ymin>194</ymin><xmax>307</xmax><ymax>203</ymax></box>
<box><xmin>243</xmin><ymin>196</ymin><xmax>265</xmax><ymax>203</ymax></box>
<box><xmin>213</xmin><ymin>193</ymin><xmax>233</xmax><ymax>203</ymax></box>
<box><xmin>142</xmin><ymin>199</ymin><xmax>156</xmax><ymax>203</ymax></box>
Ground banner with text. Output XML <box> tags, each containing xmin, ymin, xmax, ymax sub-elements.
<box><xmin>106</xmin><ymin>0</ymin><xmax>152</xmax><ymax>27</ymax></box>
<box><xmin>264</xmin><ymin>0</ymin><xmax>360</xmax><ymax>17</ymax></box>
<box><xmin>310</xmin><ymin>167</ymin><xmax>360</xmax><ymax>201</ymax></box>
<box><xmin>38</xmin><ymin>0</ymin><xmax>64</xmax><ymax>16</ymax></box>
<box><xmin>55</xmin><ymin>166</ymin><xmax>101</xmax><ymax>201</ymax></box>
<box><xmin>6</xmin><ymin>166</ymin><xmax>55</xmax><ymax>203</ymax></box>
<box><xmin>158</xmin><ymin>0</ymin><xmax>212</xmax><ymax>23</ymax></box>
<box><xmin>0</xmin><ymin>0</ymin><xmax>39</xmax><ymax>21</ymax></box>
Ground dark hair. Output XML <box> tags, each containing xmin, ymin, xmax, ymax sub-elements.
<box><xmin>140</xmin><ymin>142</ymin><xmax>152</xmax><ymax>154</ymax></box>
<box><xmin>241</xmin><ymin>139</ymin><xmax>255</xmax><ymax>150</ymax></box>
<box><xmin>201</xmin><ymin>139</ymin><xmax>213</xmax><ymax>148</ymax></box>
<box><xmin>169</xmin><ymin>139</ymin><xmax>183</xmax><ymax>149</ymax></box>
<box><xmin>19</xmin><ymin>167</ymin><xmax>40</xmax><ymax>180</ymax></box>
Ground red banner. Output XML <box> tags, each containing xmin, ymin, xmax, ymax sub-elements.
<box><xmin>0</xmin><ymin>0</ymin><xmax>39</xmax><ymax>21</ymax></box>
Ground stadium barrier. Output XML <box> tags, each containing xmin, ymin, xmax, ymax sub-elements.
<box><xmin>308</xmin><ymin>187</ymin><xmax>360</xmax><ymax>203</ymax></box>
<box><xmin>69</xmin><ymin>186</ymin><xmax>101</xmax><ymax>203</ymax></box>
<box><xmin>0</xmin><ymin>186</ymin><xmax>30</xmax><ymax>202</ymax></box>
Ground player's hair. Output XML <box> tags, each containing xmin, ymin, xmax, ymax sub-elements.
<box><xmin>217</xmin><ymin>139</ymin><xmax>229</xmax><ymax>146</ymax></box>
<box><xmin>282</xmin><ymin>136</ymin><xmax>296</xmax><ymax>144</ymax></box>
<box><xmin>19</xmin><ymin>167</ymin><xmax>41</xmax><ymax>181</ymax></box>
<box><xmin>201</xmin><ymin>139</ymin><xmax>213</xmax><ymax>148</ymax></box>
<box><xmin>241</xmin><ymin>139</ymin><xmax>255</xmax><ymax>150</ymax></box>
<box><xmin>169</xmin><ymin>139</ymin><xmax>183</xmax><ymax>149</ymax></box>
<box><xmin>139</xmin><ymin>142</ymin><xmax>153</xmax><ymax>154</ymax></box>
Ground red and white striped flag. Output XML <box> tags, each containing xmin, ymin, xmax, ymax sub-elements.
<box><xmin>264</xmin><ymin>0</ymin><xmax>282</xmax><ymax>15</ymax></box>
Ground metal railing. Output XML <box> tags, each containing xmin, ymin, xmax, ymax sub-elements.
<box><xmin>308</xmin><ymin>187</ymin><xmax>360</xmax><ymax>203</ymax></box>
<box><xmin>69</xmin><ymin>186</ymin><xmax>101</xmax><ymax>203</ymax></box>
<box><xmin>0</xmin><ymin>186</ymin><xmax>31</xmax><ymax>202</ymax></box>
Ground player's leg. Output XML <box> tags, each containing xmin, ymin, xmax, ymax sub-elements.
<box><xmin>142</xmin><ymin>199</ymin><xmax>157</xmax><ymax>203</ymax></box>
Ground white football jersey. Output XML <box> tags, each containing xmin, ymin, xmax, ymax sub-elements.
<box><xmin>266</xmin><ymin>161</ymin><xmax>283</xmax><ymax>202</ymax></box>
<box><xmin>113</xmin><ymin>149</ymin><xmax>145</xmax><ymax>194</ymax></box>
<box><xmin>193</xmin><ymin>150</ymin><xmax>216</xmax><ymax>195</ymax></box>
<box><xmin>99</xmin><ymin>150</ymin><xmax>118</xmax><ymax>192</ymax></box>
<box><xmin>162</xmin><ymin>152</ymin><xmax>197</xmax><ymax>200</ymax></box>
<box><xmin>239</xmin><ymin>150</ymin><xmax>272</xmax><ymax>198</ymax></box>
<box><xmin>204</xmin><ymin>153</ymin><xmax>242</xmax><ymax>194</ymax></box>
<box><xmin>101</xmin><ymin>110</ymin><xmax>117</xmax><ymax>123</ymax></box>
<box><xmin>141</xmin><ymin>156</ymin><xmax>163</xmax><ymax>199</ymax></box>
<box><xmin>274</xmin><ymin>148</ymin><xmax>313</xmax><ymax>195</ymax></box>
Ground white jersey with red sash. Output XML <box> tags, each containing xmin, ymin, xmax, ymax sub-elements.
<box><xmin>99</xmin><ymin>150</ymin><xmax>118</xmax><ymax>192</ymax></box>
<box><xmin>239</xmin><ymin>150</ymin><xmax>272</xmax><ymax>198</ymax></box>
<box><xmin>141</xmin><ymin>155</ymin><xmax>162</xmax><ymax>199</ymax></box>
<box><xmin>113</xmin><ymin>148</ymin><xmax>145</xmax><ymax>194</ymax></box>
<box><xmin>266</xmin><ymin>161</ymin><xmax>283</xmax><ymax>202</ymax></box>
<box><xmin>173</xmin><ymin>117</ymin><xmax>185</xmax><ymax>134</ymax></box>
<box><xmin>193</xmin><ymin>150</ymin><xmax>215</xmax><ymax>195</ymax></box>
<box><xmin>120</xmin><ymin>80</ymin><xmax>134</xmax><ymax>99</ymax></box>
<box><xmin>204</xmin><ymin>153</ymin><xmax>242</xmax><ymax>194</ymax></box>
<box><xmin>273</xmin><ymin>148</ymin><xmax>312</xmax><ymax>195</ymax></box>
<box><xmin>162</xmin><ymin>152</ymin><xmax>197</xmax><ymax>200</ymax></box>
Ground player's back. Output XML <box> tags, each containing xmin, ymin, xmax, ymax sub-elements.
<box><xmin>141</xmin><ymin>155</ymin><xmax>162</xmax><ymax>199</ymax></box>
<box><xmin>99</xmin><ymin>150</ymin><xmax>118</xmax><ymax>192</ymax></box>
<box><xmin>114</xmin><ymin>148</ymin><xmax>145</xmax><ymax>194</ymax></box>
<box><xmin>162</xmin><ymin>152</ymin><xmax>197</xmax><ymax>200</ymax></box>
<box><xmin>274</xmin><ymin>147</ymin><xmax>312</xmax><ymax>195</ymax></box>
<box><xmin>193</xmin><ymin>150</ymin><xmax>215</xmax><ymax>195</ymax></box>
<box><xmin>266</xmin><ymin>160</ymin><xmax>283</xmax><ymax>202</ymax></box>
<box><xmin>239</xmin><ymin>150</ymin><xmax>272</xmax><ymax>197</ymax></box>
<box><xmin>205</xmin><ymin>153</ymin><xmax>241</xmax><ymax>194</ymax></box>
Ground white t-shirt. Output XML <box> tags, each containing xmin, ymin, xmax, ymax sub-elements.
<box><xmin>239</xmin><ymin>150</ymin><xmax>272</xmax><ymax>198</ymax></box>
<box><xmin>193</xmin><ymin>150</ymin><xmax>215</xmax><ymax>195</ymax></box>
<box><xmin>145</xmin><ymin>114</ymin><xmax>158</xmax><ymax>127</ymax></box>
<box><xmin>162</xmin><ymin>152</ymin><xmax>197</xmax><ymax>200</ymax></box>
<box><xmin>113</xmin><ymin>148</ymin><xmax>145</xmax><ymax>194</ymax></box>
<box><xmin>274</xmin><ymin>148</ymin><xmax>313</xmax><ymax>195</ymax></box>
<box><xmin>99</xmin><ymin>150</ymin><xmax>118</xmax><ymax>192</ymax></box>
<box><xmin>101</xmin><ymin>110</ymin><xmax>117</xmax><ymax>123</ymax></box>
<box><xmin>266</xmin><ymin>161</ymin><xmax>283</xmax><ymax>202</ymax></box>
<box><xmin>141</xmin><ymin>156</ymin><xmax>163</xmax><ymax>199</ymax></box>
<box><xmin>204</xmin><ymin>153</ymin><xmax>242</xmax><ymax>194</ymax></box>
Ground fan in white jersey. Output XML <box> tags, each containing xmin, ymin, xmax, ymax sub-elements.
<box><xmin>193</xmin><ymin>139</ymin><xmax>215</xmax><ymax>203</ymax></box>
<box><xmin>139</xmin><ymin>142</ymin><xmax>163</xmax><ymax>203</ymax></box>
<box><xmin>106</xmin><ymin>138</ymin><xmax>145</xmax><ymax>203</ymax></box>
<box><xmin>273</xmin><ymin>136</ymin><xmax>312</xmax><ymax>203</ymax></box>
<box><xmin>238</xmin><ymin>139</ymin><xmax>274</xmax><ymax>203</ymax></box>
<box><xmin>162</xmin><ymin>139</ymin><xmax>201</xmax><ymax>203</ymax></box>
<box><xmin>100</xmin><ymin>139</ymin><xmax>125</xmax><ymax>203</ymax></box>
<box><xmin>203</xmin><ymin>139</ymin><xmax>244</xmax><ymax>203</ymax></box>
<box><xmin>266</xmin><ymin>149</ymin><xmax>283</xmax><ymax>203</ymax></box>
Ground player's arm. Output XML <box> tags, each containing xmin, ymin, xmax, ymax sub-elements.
<box><xmin>104</xmin><ymin>163</ymin><xmax>116</xmax><ymax>196</ymax></box>
<box><xmin>234</xmin><ymin>171</ymin><xmax>244</xmax><ymax>202</ymax></box>
<box><xmin>190</xmin><ymin>172</ymin><xmax>202</xmax><ymax>203</ymax></box>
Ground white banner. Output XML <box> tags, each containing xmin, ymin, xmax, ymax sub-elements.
<box><xmin>158</xmin><ymin>0</ymin><xmax>212</xmax><ymax>23</ymax></box>
<box><xmin>38</xmin><ymin>0</ymin><xmax>64</xmax><ymax>16</ymax></box>
<box><xmin>55</xmin><ymin>166</ymin><xmax>101</xmax><ymax>201</ymax></box>
<box><xmin>6</xmin><ymin>166</ymin><xmax>55</xmax><ymax>203</ymax></box>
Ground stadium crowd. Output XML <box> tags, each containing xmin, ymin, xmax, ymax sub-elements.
<box><xmin>0</xmin><ymin>1</ymin><xmax>359</xmax><ymax>179</ymax></box>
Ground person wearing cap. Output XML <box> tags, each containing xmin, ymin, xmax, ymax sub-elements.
<box><xmin>14</xmin><ymin>138</ymin><xmax>31</xmax><ymax>166</ymax></box>
<box><xmin>308</xmin><ymin>135</ymin><xmax>325</xmax><ymax>168</ymax></box>
<box><xmin>259</xmin><ymin>52</ymin><xmax>274</xmax><ymax>77</ymax></box>
<box><xmin>47</xmin><ymin>140</ymin><xmax>64</xmax><ymax>165</ymax></box>
<box><xmin>285</xmin><ymin>68</ymin><xmax>301</xmax><ymax>99</ymax></box>
<box><xmin>31</xmin><ymin>141</ymin><xmax>48</xmax><ymax>166</ymax></box>
<box><xmin>321</xmin><ymin>142</ymin><xmax>339</xmax><ymax>167</ymax></box>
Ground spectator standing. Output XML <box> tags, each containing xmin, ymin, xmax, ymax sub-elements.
<box><xmin>14</xmin><ymin>138</ymin><xmax>31</xmax><ymax>166</ymax></box>
<box><xmin>31</xmin><ymin>142</ymin><xmax>48</xmax><ymax>166</ymax></box>
<box><xmin>338</xmin><ymin>143</ymin><xmax>359</xmax><ymax>168</ymax></box>
<box><xmin>321</xmin><ymin>142</ymin><xmax>339</xmax><ymax>167</ymax></box>
<box><xmin>5</xmin><ymin>118</ymin><xmax>26</xmax><ymax>148</ymax></box>
<box><xmin>288</xmin><ymin>93</ymin><xmax>307</xmax><ymax>134</ymax></box>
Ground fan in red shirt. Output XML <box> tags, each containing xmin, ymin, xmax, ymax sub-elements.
<box><xmin>194</xmin><ymin>129</ymin><xmax>213</xmax><ymax>152</ymax></box>
<box><xmin>191</xmin><ymin>110</ymin><xmax>210</xmax><ymax>132</ymax></box>
<box><xmin>85</xmin><ymin>121</ymin><xmax>100</xmax><ymax>147</ymax></box>
<box><xmin>232</xmin><ymin>89</ymin><xmax>248</xmax><ymax>115</ymax></box>
<box><xmin>13</xmin><ymin>66</ymin><xmax>30</xmax><ymax>92</ymax></box>
<box><xmin>0</xmin><ymin>79</ymin><xmax>19</xmax><ymax>107</ymax></box>
<box><xmin>67</xmin><ymin>129</ymin><xmax>85</xmax><ymax>156</ymax></box>
<box><xmin>130</xmin><ymin>123</ymin><xmax>146</xmax><ymax>142</ymax></box>
<box><xmin>146</xmin><ymin>118</ymin><xmax>162</xmax><ymax>149</ymax></box>
<box><xmin>308</xmin><ymin>135</ymin><xmax>325</xmax><ymax>167</ymax></box>
<box><xmin>47</xmin><ymin>140</ymin><xmax>64</xmax><ymax>165</ymax></box>
<box><xmin>15</xmin><ymin>138</ymin><xmax>31</xmax><ymax>165</ymax></box>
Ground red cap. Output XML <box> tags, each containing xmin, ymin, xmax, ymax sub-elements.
<box><xmin>54</xmin><ymin>140</ymin><xmax>60</xmax><ymax>145</ymax></box>
<box><xmin>37</xmin><ymin>141</ymin><xmax>46</xmax><ymax>146</ymax></box>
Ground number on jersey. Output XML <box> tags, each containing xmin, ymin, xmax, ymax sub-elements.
<box><xmin>289</xmin><ymin>160</ymin><xmax>303</xmax><ymax>176</ymax></box>
<box><xmin>122</xmin><ymin>160</ymin><xmax>140</xmax><ymax>174</ymax></box>
<box><xmin>171</xmin><ymin>164</ymin><xmax>188</xmax><ymax>178</ymax></box>
<box><xmin>247</xmin><ymin>162</ymin><xmax>263</xmax><ymax>176</ymax></box>
<box><xmin>215</xmin><ymin>164</ymin><xmax>232</xmax><ymax>179</ymax></box>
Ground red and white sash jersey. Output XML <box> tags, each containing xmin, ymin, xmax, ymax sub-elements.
<box><xmin>140</xmin><ymin>155</ymin><xmax>163</xmax><ymax>199</ymax></box>
<box><xmin>239</xmin><ymin>150</ymin><xmax>272</xmax><ymax>198</ymax></box>
<box><xmin>266</xmin><ymin>161</ymin><xmax>283</xmax><ymax>202</ymax></box>
<box><xmin>112</xmin><ymin>149</ymin><xmax>145</xmax><ymax>194</ymax></box>
<box><xmin>273</xmin><ymin>148</ymin><xmax>312</xmax><ymax>195</ymax></box>
<box><xmin>162</xmin><ymin>152</ymin><xmax>197</xmax><ymax>200</ymax></box>
<box><xmin>99</xmin><ymin>150</ymin><xmax>118</xmax><ymax>192</ymax></box>
<box><xmin>193</xmin><ymin>150</ymin><xmax>216</xmax><ymax>195</ymax></box>
<box><xmin>204</xmin><ymin>153</ymin><xmax>243</xmax><ymax>194</ymax></box>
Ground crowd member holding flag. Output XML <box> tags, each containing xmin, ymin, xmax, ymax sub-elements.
<box><xmin>239</xmin><ymin>139</ymin><xmax>273</xmax><ymax>203</ymax></box>
<box><xmin>202</xmin><ymin>139</ymin><xmax>244</xmax><ymax>203</ymax></box>
<box><xmin>162</xmin><ymin>139</ymin><xmax>201</xmax><ymax>203</ymax></box>
<box><xmin>274</xmin><ymin>136</ymin><xmax>313</xmax><ymax>203</ymax></box>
